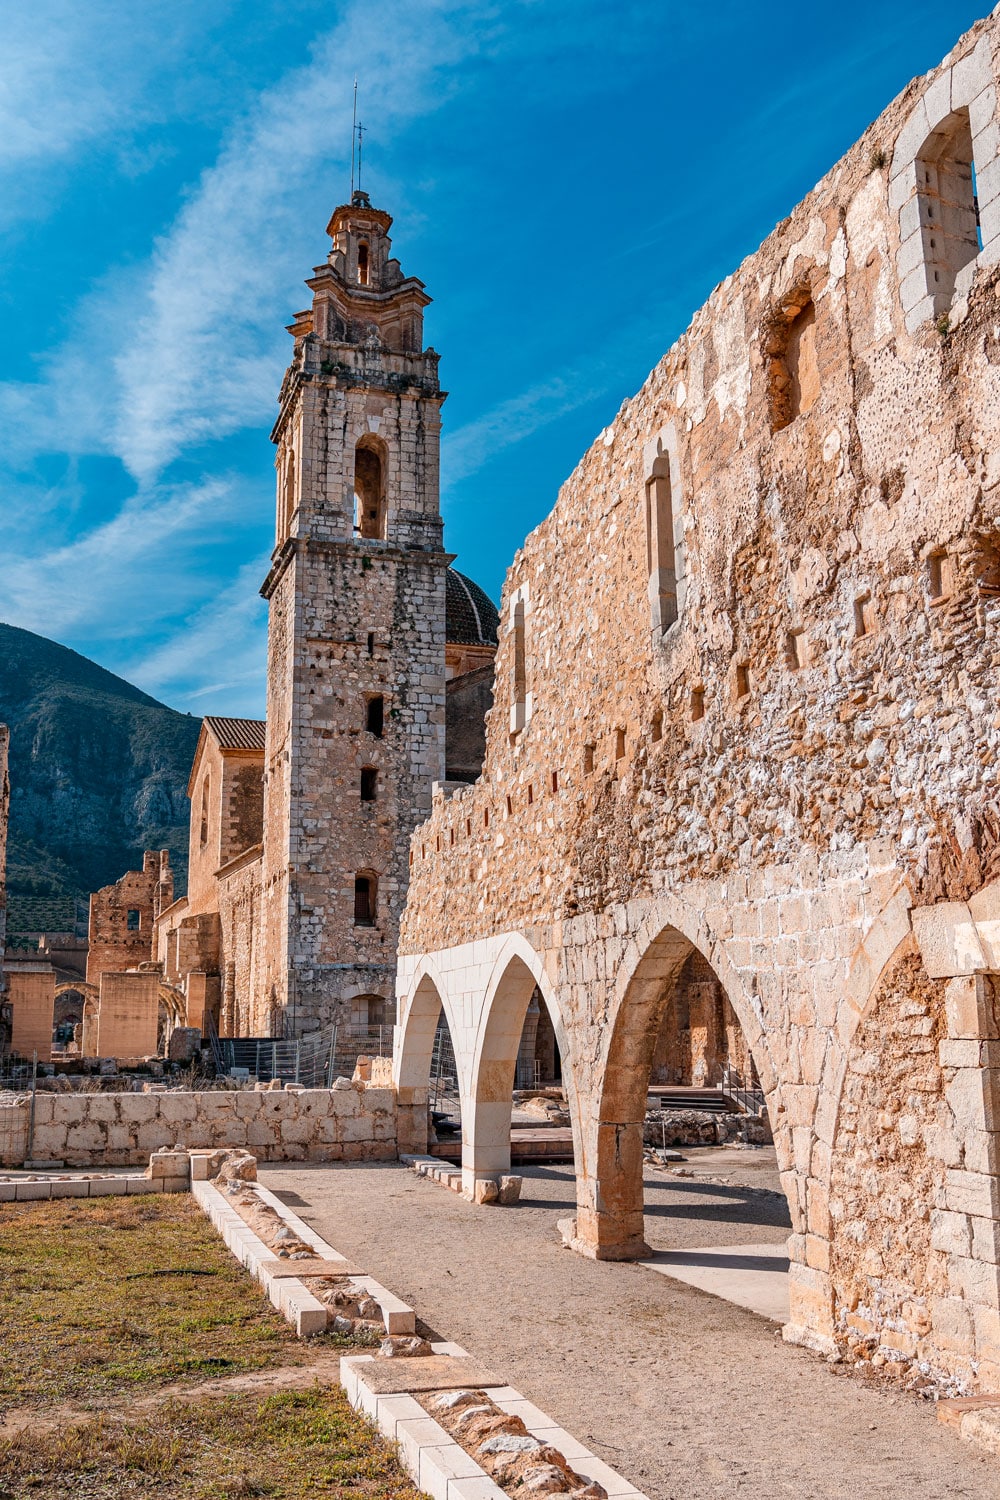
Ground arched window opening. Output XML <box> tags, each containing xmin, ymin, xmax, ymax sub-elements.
<box><xmin>366</xmin><ymin>694</ymin><xmax>385</xmax><ymax>736</ymax></box>
<box><xmin>199</xmin><ymin>776</ymin><xmax>210</xmax><ymax>848</ymax></box>
<box><xmin>354</xmin><ymin>439</ymin><xmax>386</xmax><ymax>540</ymax></box>
<box><xmin>357</xmin><ymin>242</ymin><xmax>370</xmax><ymax>285</ymax></box>
<box><xmin>360</xmin><ymin>767</ymin><xmax>378</xmax><ymax>802</ymax></box>
<box><xmin>916</xmin><ymin>108</ymin><xmax>980</xmax><ymax>308</ymax></box>
<box><xmin>645</xmin><ymin>453</ymin><xmax>678</xmax><ymax>632</ymax></box>
<box><xmin>354</xmin><ymin>873</ymin><xmax>377</xmax><ymax>926</ymax></box>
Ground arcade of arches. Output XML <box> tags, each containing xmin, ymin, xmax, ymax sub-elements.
<box><xmin>395</xmin><ymin>15</ymin><xmax>1000</xmax><ymax>1392</ymax></box>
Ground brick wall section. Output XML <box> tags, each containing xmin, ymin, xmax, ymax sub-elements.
<box><xmin>395</xmin><ymin>13</ymin><xmax>1000</xmax><ymax>1387</ymax></box>
<box><xmin>0</xmin><ymin>1084</ymin><xmax>397</xmax><ymax>1168</ymax></box>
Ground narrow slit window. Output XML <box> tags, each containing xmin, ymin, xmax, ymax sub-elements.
<box><xmin>367</xmin><ymin>632</ymin><xmax>375</xmax><ymax>657</ymax></box>
<box><xmin>366</xmin><ymin>695</ymin><xmax>385</xmax><ymax>736</ymax></box>
<box><xmin>583</xmin><ymin>744</ymin><xmax>595</xmax><ymax>775</ymax></box>
<box><xmin>854</xmin><ymin>595</ymin><xmax>874</xmax><ymax>638</ymax></box>
<box><xmin>928</xmin><ymin>552</ymin><xmax>952</xmax><ymax>601</ymax></box>
<box><xmin>735</xmin><ymin>664</ymin><xmax>751</xmax><ymax>700</ymax></box>
<box><xmin>510</xmin><ymin>597</ymin><xmax>528</xmax><ymax>735</ymax></box>
<box><xmin>360</xmin><ymin>767</ymin><xmax>378</xmax><ymax>802</ymax></box>
<box><xmin>691</xmin><ymin>687</ymin><xmax>706</xmax><ymax>721</ymax></box>
<box><xmin>357</xmin><ymin>242</ymin><xmax>370</xmax><ymax>285</ymax></box>
<box><xmin>551</xmin><ymin>770</ymin><xmax>559</xmax><ymax>794</ymax></box>
<box><xmin>615</xmin><ymin>728</ymin><xmax>626</xmax><ymax>760</ymax></box>
<box><xmin>651</xmin><ymin>710</ymin><xmax>664</xmax><ymax>742</ymax></box>
<box><xmin>645</xmin><ymin>455</ymin><xmax>677</xmax><ymax>632</ymax></box>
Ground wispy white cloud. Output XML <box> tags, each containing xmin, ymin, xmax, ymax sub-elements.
<box><xmin>129</xmin><ymin>557</ymin><xmax>270</xmax><ymax>716</ymax></box>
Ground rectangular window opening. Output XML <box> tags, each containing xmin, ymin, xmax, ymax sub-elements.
<box><xmin>551</xmin><ymin>770</ymin><xmax>559</xmax><ymax>794</ymax></box>
<box><xmin>366</xmin><ymin>695</ymin><xmax>385</xmax><ymax>736</ymax></box>
<box><xmin>645</xmin><ymin>459</ymin><xmax>677</xmax><ymax>633</ymax></box>
<box><xmin>691</xmin><ymin>687</ymin><xmax>706</xmax><ymax>721</ymax></box>
<box><xmin>615</xmin><ymin>728</ymin><xmax>626</xmax><ymax>760</ymax></box>
<box><xmin>127</xmin><ymin>909</ymin><xmax>141</xmax><ymax>932</ymax></box>
<box><xmin>354</xmin><ymin>875</ymin><xmax>376</xmax><ymax>926</ymax></box>
<box><xmin>583</xmin><ymin>744</ymin><xmax>595</xmax><ymax>775</ymax></box>
<box><xmin>786</xmin><ymin>630</ymin><xmax>807</xmax><ymax>670</ymax></box>
<box><xmin>735</xmin><ymin>664</ymin><xmax>751</xmax><ymax>700</ymax></box>
<box><xmin>854</xmin><ymin>595</ymin><xmax>873</xmax><ymax>638</ymax></box>
<box><xmin>360</xmin><ymin>767</ymin><xmax>378</xmax><ymax>802</ymax></box>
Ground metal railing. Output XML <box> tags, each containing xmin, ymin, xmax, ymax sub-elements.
<box><xmin>210</xmin><ymin>1022</ymin><xmax>394</xmax><ymax>1089</ymax></box>
<box><xmin>0</xmin><ymin>1051</ymin><xmax>37</xmax><ymax>1167</ymax></box>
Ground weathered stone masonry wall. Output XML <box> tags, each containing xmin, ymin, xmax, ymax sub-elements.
<box><xmin>0</xmin><ymin>1084</ymin><xmax>396</xmax><ymax>1169</ymax></box>
<box><xmin>397</xmin><ymin>13</ymin><xmax>1000</xmax><ymax>1389</ymax></box>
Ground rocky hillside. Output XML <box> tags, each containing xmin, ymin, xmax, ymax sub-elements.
<box><xmin>0</xmin><ymin>624</ymin><xmax>201</xmax><ymax>938</ymax></box>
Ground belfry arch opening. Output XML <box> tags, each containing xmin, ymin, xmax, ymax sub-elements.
<box><xmin>354</xmin><ymin>437</ymin><xmax>386</xmax><ymax>540</ymax></box>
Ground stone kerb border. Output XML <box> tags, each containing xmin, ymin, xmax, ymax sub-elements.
<box><xmin>0</xmin><ymin>1149</ymin><xmax>191</xmax><ymax>1201</ymax></box>
<box><xmin>342</xmin><ymin>1346</ymin><xmax>652</xmax><ymax>1500</ymax></box>
<box><xmin>192</xmin><ymin>1178</ymin><xmax>329</xmax><ymax>1338</ymax></box>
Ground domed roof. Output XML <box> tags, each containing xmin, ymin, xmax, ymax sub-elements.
<box><xmin>446</xmin><ymin>568</ymin><xmax>499</xmax><ymax>647</ymax></box>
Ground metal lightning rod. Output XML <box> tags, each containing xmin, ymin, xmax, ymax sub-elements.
<box><xmin>350</xmin><ymin>78</ymin><xmax>358</xmax><ymax>197</ymax></box>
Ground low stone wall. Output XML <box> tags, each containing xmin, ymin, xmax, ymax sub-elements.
<box><xmin>0</xmin><ymin>1081</ymin><xmax>397</xmax><ymax>1168</ymax></box>
<box><xmin>643</xmin><ymin>1108</ymin><xmax>771</xmax><ymax>1148</ymax></box>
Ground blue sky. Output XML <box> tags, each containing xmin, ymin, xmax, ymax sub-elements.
<box><xmin>0</xmin><ymin>0</ymin><xmax>988</xmax><ymax>717</ymax></box>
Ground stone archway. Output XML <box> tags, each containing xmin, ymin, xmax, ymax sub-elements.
<box><xmin>576</xmin><ymin>913</ymin><xmax>779</xmax><ymax>1262</ymax></box>
<box><xmin>395</xmin><ymin>959</ymin><xmax>466</xmax><ymax>1154</ymax></box>
<box><xmin>463</xmin><ymin>938</ymin><xmax>573</xmax><ymax>1198</ymax></box>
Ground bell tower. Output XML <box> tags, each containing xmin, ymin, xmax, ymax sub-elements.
<box><xmin>259</xmin><ymin>190</ymin><xmax>448</xmax><ymax>1036</ymax></box>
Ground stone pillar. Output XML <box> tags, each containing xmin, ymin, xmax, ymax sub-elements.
<box><xmin>95</xmin><ymin>972</ymin><xmax>159</xmax><ymax>1058</ymax></box>
<box><xmin>461</xmin><ymin>1095</ymin><xmax>513</xmax><ymax>1198</ymax></box>
<box><xmin>573</xmin><ymin>1118</ymin><xmax>650</xmax><ymax>1260</ymax></box>
<box><xmin>939</xmin><ymin>974</ymin><xmax>1000</xmax><ymax>1390</ymax></box>
<box><xmin>186</xmin><ymin>972</ymin><xmax>209</xmax><ymax>1030</ymax></box>
<box><xmin>8</xmin><ymin>969</ymin><xmax>55</xmax><ymax>1063</ymax></box>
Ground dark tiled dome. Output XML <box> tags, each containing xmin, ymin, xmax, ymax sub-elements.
<box><xmin>446</xmin><ymin>568</ymin><xmax>499</xmax><ymax>646</ymax></box>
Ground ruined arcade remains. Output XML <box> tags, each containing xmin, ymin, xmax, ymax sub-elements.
<box><xmin>395</xmin><ymin>14</ymin><xmax>1000</xmax><ymax>1391</ymax></box>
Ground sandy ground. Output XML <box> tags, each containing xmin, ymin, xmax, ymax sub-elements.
<box><xmin>260</xmin><ymin>1150</ymin><xmax>1000</xmax><ymax>1500</ymax></box>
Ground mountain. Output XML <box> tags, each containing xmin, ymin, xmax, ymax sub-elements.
<box><xmin>0</xmin><ymin>623</ymin><xmax>202</xmax><ymax>938</ymax></box>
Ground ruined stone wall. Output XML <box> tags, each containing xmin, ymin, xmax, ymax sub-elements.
<box><xmin>397</xmin><ymin>14</ymin><xmax>1000</xmax><ymax>1383</ymax></box>
<box><xmin>217</xmin><ymin>849</ymin><xmax>265</xmax><ymax>1035</ymax></box>
<box><xmin>0</xmin><ymin>1082</ymin><xmax>396</xmax><ymax>1168</ymax></box>
<box><xmin>87</xmin><ymin>852</ymin><xmax>172</xmax><ymax>987</ymax></box>
<box><xmin>0</xmin><ymin>725</ymin><xmax>7</xmax><ymax>1006</ymax></box>
<box><xmin>830</xmin><ymin>946</ymin><xmax>957</xmax><ymax>1381</ymax></box>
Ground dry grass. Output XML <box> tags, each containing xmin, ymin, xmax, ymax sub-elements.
<box><xmin>0</xmin><ymin>1196</ymin><xmax>426</xmax><ymax>1499</ymax></box>
<box><xmin>0</xmin><ymin>1195</ymin><xmax>306</xmax><ymax>1409</ymax></box>
<box><xmin>0</xmin><ymin>1387</ymin><xmax>424</xmax><ymax>1498</ymax></box>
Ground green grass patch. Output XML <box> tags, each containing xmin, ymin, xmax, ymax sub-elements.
<box><xmin>0</xmin><ymin>1195</ymin><xmax>307</xmax><ymax>1408</ymax></box>
<box><xmin>0</xmin><ymin>1386</ymin><xmax>426</xmax><ymax>1498</ymax></box>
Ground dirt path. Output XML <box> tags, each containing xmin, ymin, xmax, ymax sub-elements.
<box><xmin>261</xmin><ymin>1153</ymin><xmax>1000</xmax><ymax>1500</ymax></box>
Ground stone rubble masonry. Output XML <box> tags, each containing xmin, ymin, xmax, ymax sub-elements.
<box><xmin>87</xmin><ymin>851</ymin><xmax>173</xmax><ymax>988</ymax></box>
<box><xmin>0</xmin><ymin>1081</ymin><xmax>397</xmax><ymax>1169</ymax></box>
<box><xmin>0</xmin><ymin>725</ymin><xmax>7</xmax><ymax>1001</ymax></box>
<box><xmin>395</xmin><ymin>12</ymin><xmax>1000</xmax><ymax>1389</ymax></box>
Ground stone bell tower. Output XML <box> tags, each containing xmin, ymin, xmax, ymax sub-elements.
<box><xmin>259</xmin><ymin>190</ymin><xmax>448</xmax><ymax>1036</ymax></box>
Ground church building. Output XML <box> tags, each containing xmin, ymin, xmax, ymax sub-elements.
<box><xmin>154</xmin><ymin>192</ymin><xmax>498</xmax><ymax>1039</ymax></box>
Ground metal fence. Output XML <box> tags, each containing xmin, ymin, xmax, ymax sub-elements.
<box><xmin>206</xmin><ymin>1018</ymin><xmax>394</xmax><ymax>1088</ymax></box>
<box><xmin>431</xmin><ymin>1019</ymin><xmax>461</xmax><ymax>1122</ymax></box>
<box><xmin>0</xmin><ymin>1051</ymin><xmax>37</xmax><ymax>1167</ymax></box>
